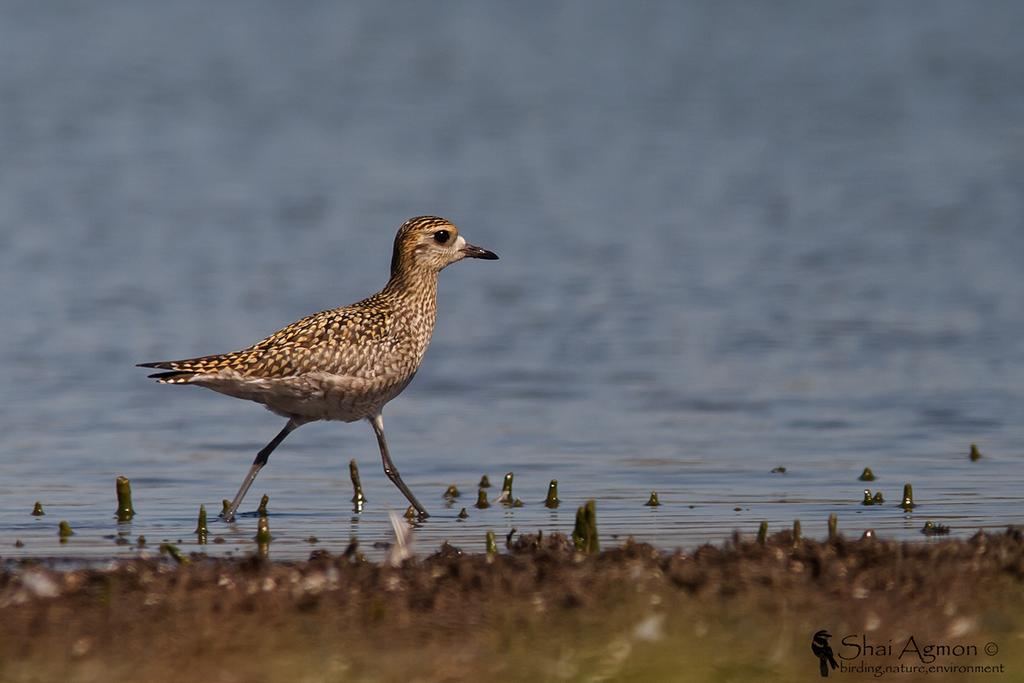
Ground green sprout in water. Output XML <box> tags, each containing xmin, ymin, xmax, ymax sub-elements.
<box><xmin>160</xmin><ymin>543</ymin><xmax>188</xmax><ymax>565</ymax></box>
<box><xmin>921</xmin><ymin>520</ymin><xmax>950</xmax><ymax>536</ymax></box>
<box><xmin>861</xmin><ymin>490</ymin><xmax>874</xmax><ymax>506</ymax></box>
<box><xmin>571</xmin><ymin>500</ymin><xmax>599</xmax><ymax>553</ymax></box>
<box><xmin>500</xmin><ymin>472</ymin><xmax>514</xmax><ymax>504</ymax></box>
<box><xmin>115</xmin><ymin>475</ymin><xmax>136</xmax><ymax>521</ymax></box>
<box><xmin>221</xmin><ymin>499</ymin><xmax>231</xmax><ymax>517</ymax></box>
<box><xmin>478</xmin><ymin>475</ymin><xmax>491</xmax><ymax>488</ymax></box>
<box><xmin>645</xmin><ymin>491</ymin><xmax>661</xmax><ymax>507</ymax></box>
<box><xmin>257</xmin><ymin>494</ymin><xmax>269</xmax><ymax>516</ymax></box>
<box><xmin>900</xmin><ymin>483</ymin><xmax>916</xmax><ymax>511</ymax></box>
<box><xmin>485</xmin><ymin>530</ymin><xmax>497</xmax><ymax>554</ymax></box>
<box><xmin>757</xmin><ymin>521</ymin><xmax>768</xmax><ymax>545</ymax></box>
<box><xmin>828</xmin><ymin>513</ymin><xmax>838</xmax><ymax>542</ymax></box>
<box><xmin>350</xmin><ymin>459</ymin><xmax>366</xmax><ymax>507</ymax></box>
<box><xmin>969</xmin><ymin>444</ymin><xmax>982</xmax><ymax>461</ymax></box>
<box><xmin>872</xmin><ymin>491</ymin><xmax>885</xmax><ymax>505</ymax></box>
<box><xmin>443</xmin><ymin>484</ymin><xmax>460</xmax><ymax>500</ymax></box>
<box><xmin>31</xmin><ymin>501</ymin><xmax>44</xmax><ymax>516</ymax></box>
<box><xmin>255</xmin><ymin>515</ymin><xmax>272</xmax><ymax>544</ymax></box>
<box><xmin>544</xmin><ymin>480</ymin><xmax>560</xmax><ymax>508</ymax></box>
<box><xmin>858</xmin><ymin>467</ymin><xmax>876</xmax><ymax>482</ymax></box>
<box><xmin>58</xmin><ymin>520</ymin><xmax>73</xmax><ymax>541</ymax></box>
<box><xmin>475</xmin><ymin>489</ymin><xmax>490</xmax><ymax>509</ymax></box>
<box><xmin>342</xmin><ymin>537</ymin><xmax>361</xmax><ymax>561</ymax></box>
<box><xmin>457</xmin><ymin>507</ymin><xmax>469</xmax><ymax>519</ymax></box>
<box><xmin>792</xmin><ymin>519</ymin><xmax>802</xmax><ymax>546</ymax></box>
<box><xmin>195</xmin><ymin>504</ymin><xmax>209</xmax><ymax>544</ymax></box>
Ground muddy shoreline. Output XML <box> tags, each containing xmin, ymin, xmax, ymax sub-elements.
<box><xmin>3</xmin><ymin>530</ymin><xmax>1023</xmax><ymax>681</ymax></box>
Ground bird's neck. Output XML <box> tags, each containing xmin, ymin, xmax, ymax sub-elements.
<box><xmin>382</xmin><ymin>267</ymin><xmax>439</xmax><ymax>316</ymax></box>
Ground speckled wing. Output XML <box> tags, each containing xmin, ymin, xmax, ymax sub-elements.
<box><xmin>139</xmin><ymin>298</ymin><xmax>392</xmax><ymax>384</ymax></box>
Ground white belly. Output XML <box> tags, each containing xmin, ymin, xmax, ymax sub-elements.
<box><xmin>193</xmin><ymin>370</ymin><xmax>414</xmax><ymax>422</ymax></box>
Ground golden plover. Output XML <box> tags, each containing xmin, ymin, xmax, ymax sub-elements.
<box><xmin>139</xmin><ymin>216</ymin><xmax>498</xmax><ymax>520</ymax></box>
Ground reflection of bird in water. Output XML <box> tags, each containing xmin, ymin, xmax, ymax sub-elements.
<box><xmin>140</xmin><ymin>216</ymin><xmax>498</xmax><ymax>520</ymax></box>
<box><xmin>811</xmin><ymin>630</ymin><xmax>838</xmax><ymax>677</ymax></box>
<box><xmin>386</xmin><ymin>510</ymin><xmax>414</xmax><ymax>567</ymax></box>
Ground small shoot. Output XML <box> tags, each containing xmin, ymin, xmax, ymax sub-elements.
<box><xmin>544</xmin><ymin>480</ymin><xmax>560</xmax><ymax>508</ymax></box>
<box><xmin>195</xmin><ymin>504</ymin><xmax>209</xmax><ymax>544</ymax></box>
<box><xmin>160</xmin><ymin>543</ymin><xmax>188</xmax><ymax>565</ymax></box>
<box><xmin>921</xmin><ymin>520</ymin><xmax>950</xmax><ymax>536</ymax></box>
<box><xmin>900</xmin><ymin>483</ymin><xmax>915</xmax><ymax>511</ymax></box>
<box><xmin>485</xmin><ymin>530</ymin><xmax>497</xmax><ymax>555</ymax></box>
<box><xmin>571</xmin><ymin>499</ymin><xmax>599</xmax><ymax>553</ymax></box>
<box><xmin>255</xmin><ymin>515</ymin><xmax>272</xmax><ymax>544</ymax></box>
<box><xmin>31</xmin><ymin>501</ymin><xmax>45</xmax><ymax>516</ymax></box>
<box><xmin>858</xmin><ymin>467</ymin><xmax>876</xmax><ymax>482</ymax></box>
<box><xmin>645</xmin><ymin>491</ymin><xmax>661</xmax><ymax>507</ymax></box>
<box><xmin>350</xmin><ymin>459</ymin><xmax>366</xmax><ymax>507</ymax></box>
<box><xmin>497</xmin><ymin>472</ymin><xmax>514</xmax><ymax>505</ymax></box>
<box><xmin>115</xmin><ymin>475</ymin><xmax>136</xmax><ymax>522</ymax></box>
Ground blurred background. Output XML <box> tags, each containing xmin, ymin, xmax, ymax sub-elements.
<box><xmin>1</xmin><ymin>1</ymin><xmax>1022</xmax><ymax>558</ymax></box>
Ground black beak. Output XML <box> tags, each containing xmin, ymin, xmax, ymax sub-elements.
<box><xmin>461</xmin><ymin>243</ymin><xmax>499</xmax><ymax>260</ymax></box>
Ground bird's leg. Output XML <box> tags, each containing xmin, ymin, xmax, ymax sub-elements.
<box><xmin>221</xmin><ymin>419</ymin><xmax>299</xmax><ymax>522</ymax></box>
<box><xmin>369</xmin><ymin>412</ymin><xmax>428</xmax><ymax>518</ymax></box>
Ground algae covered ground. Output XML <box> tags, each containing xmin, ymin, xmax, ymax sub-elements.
<box><xmin>2</xmin><ymin>530</ymin><xmax>1023</xmax><ymax>682</ymax></box>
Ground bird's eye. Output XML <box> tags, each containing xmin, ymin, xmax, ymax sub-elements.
<box><xmin>433</xmin><ymin>230</ymin><xmax>451</xmax><ymax>244</ymax></box>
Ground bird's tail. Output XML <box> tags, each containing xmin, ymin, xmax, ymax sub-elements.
<box><xmin>137</xmin><ymin>352</ymin><xmax>244</xmax><ymax>384</ymax></box>
<box><xmin>140</xmin><ymin>369</ymin><xmax>197</xmax><ymax>384</ymax></box>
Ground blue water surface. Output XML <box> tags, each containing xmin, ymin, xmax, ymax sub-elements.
<box><xmin>1</xmin><ymin>1</ymin><xmax>1022</xmax><ymax>560</ymax></box>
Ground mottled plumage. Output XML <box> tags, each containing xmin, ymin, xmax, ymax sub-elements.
<box><xmin>139</xmin><ymin>216</ymin><xmax>498</xmax><ymax>520</ymax></box>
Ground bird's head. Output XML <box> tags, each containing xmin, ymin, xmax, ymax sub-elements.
<box><xmin>390</xmin><ymin>216</ymin><xmax>498</xmax><ymax>277</ymax></box>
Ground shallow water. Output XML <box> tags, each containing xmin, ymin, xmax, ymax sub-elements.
<box><xmin>1</xmin><ymin>1</ymin><xmax>1023</xmax><ymax>561</ymax></box>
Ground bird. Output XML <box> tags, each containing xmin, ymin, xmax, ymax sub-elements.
<box><xmin>139</xmin><ymin>216</ymin><xmax>498</xmax><ymax>521</ymax></box>
<box><xmin>811</xmin><ymin>629</ymin><xmax>838</xmax><ymax>677</ymax></box>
